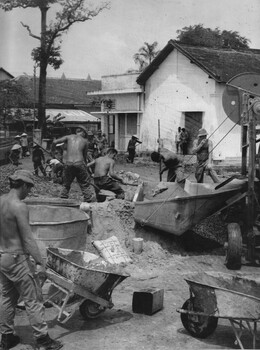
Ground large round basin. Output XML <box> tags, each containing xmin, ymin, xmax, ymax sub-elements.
<box><xmin>28</xmin><ymin>205</ymin><xmax>90</xmax><ymax>260</ymax></box>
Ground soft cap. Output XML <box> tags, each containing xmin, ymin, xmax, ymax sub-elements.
<box><xmin>9</xmin><ymin>170</ymin><xmax>34</xmax><ymax>186</ymax></box>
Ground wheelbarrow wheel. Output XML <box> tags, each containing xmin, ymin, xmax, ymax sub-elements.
<box><xmin>225</xmin><ymin>223</ymin><xmax>242</xmax><ymax>270</ymax></box>
<box><xmin>180</xmin><ymin>299</ymin><xmax>218</xmax><ymax>339</ymax></box>
<box><xmin>79</xmin><ymin>299</ymin><xmax>105</xmax><ymax>319</ymax></box>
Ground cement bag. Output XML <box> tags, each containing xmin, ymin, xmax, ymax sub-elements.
<box><xmin>92</xmin><ymin>235</ymin><xmax>132</xmax><ymax>265</ymax></box>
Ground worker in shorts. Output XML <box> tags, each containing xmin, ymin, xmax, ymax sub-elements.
<box><xmin>192</xmin><ymin>128</ymin><xmax>219</xmax><ymax>183</ymax></box>
<box><xmin>126</xmin><ymin>135</ymin><xmax>142</xmax><ymax>163</ymax></box>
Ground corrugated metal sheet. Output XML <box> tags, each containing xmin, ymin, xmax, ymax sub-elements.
<box><xmin>46</xmin><ymin>109</ymin><xmax>100</xmax><ymax>123</ymax></box>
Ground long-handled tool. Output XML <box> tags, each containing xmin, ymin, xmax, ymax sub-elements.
<box><xmin>158</xmin><ymin>119</ymin><xmax>162</xmax><ymax>181</ymax></box>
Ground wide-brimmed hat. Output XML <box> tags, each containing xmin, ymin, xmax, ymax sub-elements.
<box><xmin>21</xmin><ymin>133</ymin><xmax>27</xmax><ymax>137</ymax></box>
<box><xmin>11</xmin><ymin>144</ymin><xmax>22</xmax><ymax>151</ymax></box>
<box><xmin>198</xmin><ymin>128</ymin><xmax>208</xmax><ymax>137</ymax></box>
<box><xmin>14</xmin><ymin>135</ymin><xmax>21</xmax><ymax>139</ymax></box>
<box><xmin>56</xmin><ymin>143</ymin><xmax>64</xmax><ymax>148</ymax></box>
<box><xmin>132</xmin><ymin>134</ymin><xmax>139</xmax><ymax>139</ymax></box>
<box><xmin>9</xmin><ymin>170</ymin><xmax>34</xmax><ymax>186</ymax></box>
<box><xmin>77</xmin><ymin>125</ymin><xmax>88</xmax><ymax>134</ymax></box>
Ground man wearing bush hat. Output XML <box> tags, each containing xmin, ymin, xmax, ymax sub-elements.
<box><xmin>0</xmin><ymin>170</ymin><xmax>62</xmax><ymax>349</ymax></box>
<box><xmin>126</xmin><ymin>135</ymin><xmax>142</xmax><ymax>163</ymax></box>
<box><xmin>192</xmin><ymin>128</ymin><xmax>219</xmax><ymax>183</ymax></box>
<box><xmin>20</xmin><ymin>133</ymin><xmax>29</xmax><ymax>157</ymax></box>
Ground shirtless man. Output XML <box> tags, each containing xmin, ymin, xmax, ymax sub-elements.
<box><xmin>87</xmin><ymin>148</ymin><xmax>125</xmax><ymax>199</ymax></box>
<box><xmin>151</xmin><ymin>139</ymin><xmax>184</xmax><ymax>182</ymax></box>
<box><xmin>52</xmin><ymin>126</ymin><xmax>94</xmax><ymax>202</ymax></box>
<box><xmin>0</xmin><ymin>170</ymin><xmax>62</xmax><ymax>350</ymax></box>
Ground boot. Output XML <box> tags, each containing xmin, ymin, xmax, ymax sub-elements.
<box><xmin>36</xmin><ymin>334</ymin><xmax>63</xmax><ymax>350</ymax></box>
<box><xmin>1</xmin><ymin>333</ymin><xmax>20</xmax><ymax>350</ymax></box>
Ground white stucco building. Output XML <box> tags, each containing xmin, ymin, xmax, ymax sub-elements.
<box><xmin>88</xmin><ymin>41</ymin><xmax>260</xmax><ymax>159</ymax></box>
<box><xmin>137</xmin><ymin>41</ymin><xmax>260</xmax><ymax>159</ymax></box>
<box><xmin>88</xmin><ymin>73</ymin><xmax>143</xmax><ymax>151</ymax></box>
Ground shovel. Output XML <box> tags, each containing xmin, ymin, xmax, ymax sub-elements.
<box><xmin>215</xmin><ymin>175</ymin><xmax>238</xmax><ymax>190</ymax></box>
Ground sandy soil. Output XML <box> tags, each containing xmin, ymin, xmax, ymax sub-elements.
<box><xmin>1</xmin><ymin>156</ymin><xmax>259</xmax><ymax>350</ymax></box>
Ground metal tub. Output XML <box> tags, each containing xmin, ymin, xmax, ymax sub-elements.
<box><xmin>28</xmin><ymin>205</ymin><xmax>90</xmax><ymax>260</ymax></box>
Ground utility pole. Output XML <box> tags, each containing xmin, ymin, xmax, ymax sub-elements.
<box><xmin>33</xmin><ymin>64</ymin><xmax>37</xmax><ymax>130</ymax></box>
<box><xmin>3</xmin><ymin>88</ymin><xmax>8</xmax><ymax>137</ymax></box>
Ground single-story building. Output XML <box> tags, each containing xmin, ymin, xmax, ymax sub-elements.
<box><xmin>88</xmin><ymin>41</ymin><xmax>260</xmax><ymax>159</ymax></box>
<box><xmin>88</xmin><ymin>73</ymin><xmax>143</xmax><ymax>150</ymax></box>
<box><xmin>0</xmin><ymin>67</ymin><xmax>14</xmax><ymax>81</ymax></box>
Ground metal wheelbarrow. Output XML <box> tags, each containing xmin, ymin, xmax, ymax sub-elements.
<box><xmin>44</xmin><ymin>247</ymin><xmax>129</xmax><ymax>323</ymax></box>
<box><xmin>177</xmin><ymin>272</ymin><xmax>260</xmax><ymax>349</ymax></box>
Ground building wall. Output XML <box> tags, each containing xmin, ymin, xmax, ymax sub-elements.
<box><xmin>102</xmin><ymin>73</ymin><xmax>140</xmax><ymax>91</ymax></box>
<box><xmin>139</xmin><ymin>49</ymin><xmax>241</xmax><ymax>158</ymax></box>
<box><xmin>97</xmin><ymin>73</ymin><xmax>142</xmax><ymax>151</ymax></box>
<box><xmin>100</xmin><ymin>91</ymin><xmax>141</xmax><ymax>151</ymax></box>
<box><xmin>103</xmin><ymin>94</ymin><xmax>139</xmax><ymax>112</ymax></box>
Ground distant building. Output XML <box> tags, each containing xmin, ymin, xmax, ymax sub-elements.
<box><xmin>0</xmin><ymin>67</ymin><xmax>14</xmax><ymax>81</ymax></box>
<box><xmin>15</xmin><ymin>74</ymin><xmax>102</xmax><ymax>114</ymax></box>
<box><xmin>88</xmin><ymin>73</ymin><xmax>143</xmax><ymax>150</ymax></box>
<box><xmin>2</xmin><ymin>73</ymin><xmax>102</xmax><ymax>137</ymax></box>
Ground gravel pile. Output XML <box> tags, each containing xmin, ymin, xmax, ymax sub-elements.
<box><xmin>192</xmin><ymin>213</ymin><xmax>227</xmax><ymax>244</ymax></box>
<box><xmin>0</xmin><ymin>163</ymin><xmax>18</xmax><ymax>195</ymax></box>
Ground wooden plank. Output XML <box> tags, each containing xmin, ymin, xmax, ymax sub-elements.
<box><xmin>158</xmin><ymin>119</ymin><xmax>162</xmax><ymax>181</ymax></box>
<box><xmin>247</xmin><ymin>106</ymin><xmax>256</xmax><ymax>261</ymax></box>
<box><xmin>241</xmin><ymin>125</ymin><xmax>248</xmax><ymax>176</ymax></box>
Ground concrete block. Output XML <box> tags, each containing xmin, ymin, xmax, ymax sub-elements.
<box><xmin>132</xmin><ymin>288</ymin><xmax>164</xmax><ymax>315</ymax></box>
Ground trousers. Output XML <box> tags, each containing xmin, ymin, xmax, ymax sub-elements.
<box><xmin>0</xmin><ymin>253</ymin><xmax>48</xmax><ymax>338</ymax></box>
<box><xmin>61</xmin><ymin>162</ymin><xmax>94</xmax><ymax>202</ymax></box>
<box><xmin>94</xmin><ymin>176</ymin><xmax>125</xmax><ymax>199</ymax></box>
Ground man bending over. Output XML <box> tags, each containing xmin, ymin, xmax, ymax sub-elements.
<box><xmin>87</xmin><ymin>148</ymin><xmax>125</xmax><ymax>199</ymax></box>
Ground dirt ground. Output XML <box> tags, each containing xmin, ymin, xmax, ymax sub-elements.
<box><xmin>1</xmin><ymin>156</ymin><xmax>260</xmax><ymax>350</ymax></box>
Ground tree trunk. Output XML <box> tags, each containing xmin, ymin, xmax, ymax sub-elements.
<box><xmin>38</xmin><ymin>61</ymin><xmax>47</xmax><ymax>137</ymax></box>
<box><xmin>37</xmin><ymin>5</ymin><xmax>48</xmax><ymax>139</ymax></box>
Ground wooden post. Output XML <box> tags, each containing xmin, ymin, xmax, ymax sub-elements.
<box><xmin>158</xmin><ymin>119</ymin><xmax>162</xmax><ymax>181</ymax></box>
<box><xmin>247</xmin><ymin>104</ymin><xmax>256</xmax><ymax>262</ymax></box>
<box><xmin>241</xmin><ymin>125</ymin><xmax>248</xmax><ymax>176</ymax></box>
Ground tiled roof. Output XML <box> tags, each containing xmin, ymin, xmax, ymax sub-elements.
<box><xmin>15</xmin><ymin>75</ymin><xmax>101</xmax><ymax>106</ymax></box>
<box><xmin>0</xmin><ymin>67</ymin><xmax>14</xmax><ymax>79</ymax></box>
<box><xmin>137</xmin><ymin>40</ymin><xmax>260</xmax><ymax>85</ymax></box>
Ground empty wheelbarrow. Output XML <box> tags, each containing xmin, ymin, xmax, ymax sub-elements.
<box><xmin>177</xmin><ymin>272</ymin><xmax>260</xmax><ymax>349</ymax></box>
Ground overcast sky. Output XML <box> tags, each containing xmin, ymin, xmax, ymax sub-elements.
<box><xmin>0</xmin><ymin>0</ymin><xmax>260</xmax><ymax>80</ymax></box>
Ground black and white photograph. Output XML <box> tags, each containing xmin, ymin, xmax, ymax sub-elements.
<box><xmin>0</xmin><ymin>0</ymin><xmax>260</xmax><ymax>349</ymax></box>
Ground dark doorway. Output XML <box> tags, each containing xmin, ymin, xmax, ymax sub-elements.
<box><xmin>184</xmin><ymin>112</ymin><xmax>203</xmax><ymax>154</ymax></box>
